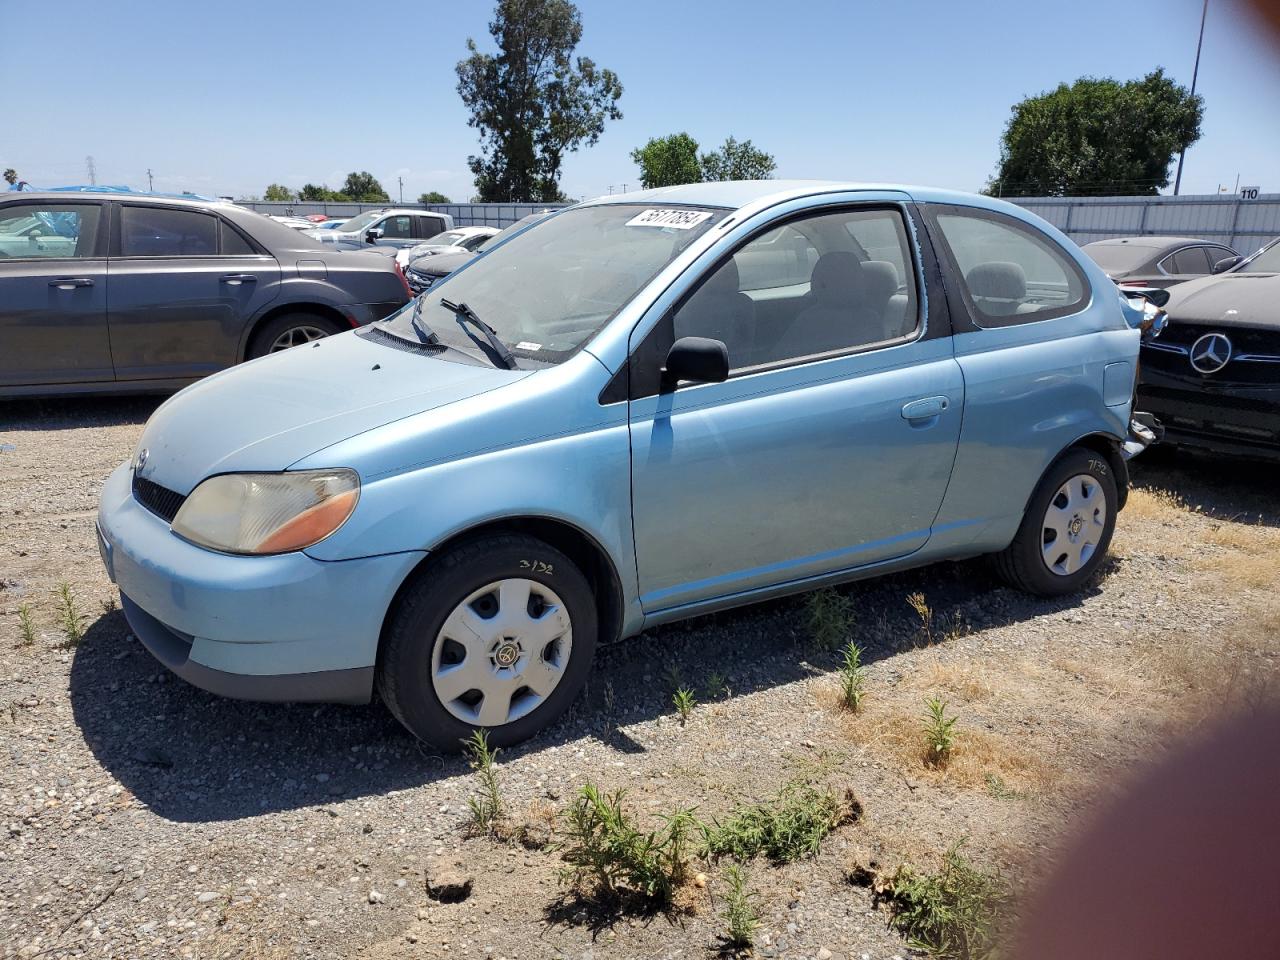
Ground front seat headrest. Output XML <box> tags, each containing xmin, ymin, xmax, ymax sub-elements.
<box><xmin>810</xmin><ymin>251</ymin><xmax>866</xmax><ymax>305</ymax></box>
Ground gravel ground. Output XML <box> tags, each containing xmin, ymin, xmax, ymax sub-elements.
<box><xmin>2</xmin><ymin>397</ymin><xmax>1277</xmax><ymax>960</ymax></box>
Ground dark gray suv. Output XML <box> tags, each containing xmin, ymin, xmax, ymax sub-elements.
<box><xmin>0</xmin><ymin>192</ymin><xmax>410</xmax><ymax>397</ymax></box>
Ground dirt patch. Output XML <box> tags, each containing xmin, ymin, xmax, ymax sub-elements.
<box><xmin>2</xmin><ymin>400</ymin><xmax>1278</xmax><ymax>959</ymax></box>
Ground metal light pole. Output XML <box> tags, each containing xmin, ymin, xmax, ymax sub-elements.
<box><xmin>1173</xmin><ymin>0</ymin><xmax>1209</xmax><ymax>196</ymax></box>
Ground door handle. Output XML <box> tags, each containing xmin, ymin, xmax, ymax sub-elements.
<box><xmin>901</xmin><ymin>396</ymin><xmax>950</xmax><ymax>420</ymax></box>
<box><xmin>220</xmin><ymin>274</ymin><xmax>258</xmax><ymax>285</ymax></box>
<box><xmin>49</xmin><ymin>278</ymin><xmax>94</xmax><ymax>290</ymax></box>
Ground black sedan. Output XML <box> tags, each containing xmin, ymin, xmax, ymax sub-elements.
<box><xmin>1137</xmin><ymin>237</ymin><xmax>1280</xmax><ymax>461</ymax></box>
<box><xmin>0</xmin><ymin>192</ymin><xmax>410</xmax><ymax>397</ymax></box>
<box><xmin>1082</xmin><ymin>236</ymin><xmax>1239</xmax><ymax>292</ymax></box>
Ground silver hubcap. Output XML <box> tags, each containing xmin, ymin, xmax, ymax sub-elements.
<box><xmin>431</xmin><ymin>578</ymin><xmax>573</xmax><ymax>727</ymax></box>
<box><xmin>269</xmin><ymin>325</ymin><xmax>329</xmax><ymax>352</ymax></box>
<box><xmin>1041</xmin><ymin>474</ymin><xmax>1106</xmax><ymax>576</ymax></box>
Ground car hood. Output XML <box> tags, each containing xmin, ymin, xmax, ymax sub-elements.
<box><xmin>407</xmin><ymin>249</ymin><xmax>476</xmax><ymax>276</ymax></box>
<box><xmin>1164</xmin><ymin>272</ymin><xmax>1280</xmax><ymax>328</ymax></box>
<box><xmin>132</xmin><ymin>330</ymin><xmax>528</xmax><ymax>495</ymax></box>
<box><xmin>305</xmin><ymin>229</ymin><xmax>353</xmax><ymax>244</ymax></box>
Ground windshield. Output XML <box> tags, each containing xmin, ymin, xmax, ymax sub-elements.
<box><xmin>1084</xmin><ymin>243</ymin><xmax>1159</xmax><ymax>273</ymax></box>
<box><xmin>1239</xmin><ymin>240</ymin><xmax>1280</xmax><ymax>273</ymax></box>
<box><xmin>431</xmin><ymin>231</ymin><xmax>467</xmax><ymax>246</ymax></box>
<box><xmin>338</xmin><ymin>211</ymin><xmax>382</xmax><ymax>234</ymax></box>
<box><xmin>379</xmin><ymin>204</ymin><xmax>725</xmax><ymax>364</ymax></box>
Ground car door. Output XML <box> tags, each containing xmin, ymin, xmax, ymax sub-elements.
<box><xmin>0</xmin><ymin>200</ymin><xmax>112</xmax><ymax>388</ymax></box>
<box><xmin>920</xmin><ymin>204</ymin><xmax>1124</xmax><ymax>549</ymax></box>
<box><xmin>107</xmin><ymin>203</ymin><xmax>279</xmax><ymax>380</ymax></box>
<box><xmin>627</xmin><ymin>202</ymin><xmax>963</xmax><ymax>613</ymax></box>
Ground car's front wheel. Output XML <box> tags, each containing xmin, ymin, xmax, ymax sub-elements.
<box><xmin>377</xmin><ymin>534</ymin><xmax>597</xmax><ymax>751</ymax></box>
<box><xmin>993</xmin><ymin>447</ymin><xmax>1118</xmax><ymax>596</ymax></box>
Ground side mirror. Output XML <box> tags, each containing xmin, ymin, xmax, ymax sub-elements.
<box><xmin>661</xmin><ymin>336</ymin><xmax>729</xmax><ymax>390</ymax></box>
<box><xmin>1212</xmin><ymin>255</ymin><xmax>1241</xmax><ymax>274</ymax></box>
<box><xmin>366</xmin><ymin>228</ymin><xmax>383</xmax><ymax>244</ymax></box>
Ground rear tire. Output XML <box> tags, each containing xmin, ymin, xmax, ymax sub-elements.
<box><xmin>247</xmin><ymin>312</ymin><xmax>345</xmax><ymax>359</ymax></box>
<box><xmin>993</xmin><ymin>447</ymin><xmax>1118</xmax><ymax>596</ymax></box>
<box><xmin>376</xmin><ymin>534</ymin><xmax>597</xmax><ymax>752</ymax></box>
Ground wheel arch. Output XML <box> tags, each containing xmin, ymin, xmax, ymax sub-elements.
<box><xmin>377</xmin><ymin>515</ymin><xmax>627</xmax><ymax>663</ymax></box>
<box><xmin>240</xmin><ymin>302</ymin><xmax>352</xmax><ymax>360</ymax></box>
<box><xmin>1067</xmin><ymin>432</ymin><xmax>1129</xmax><ymax>511</ymax></box>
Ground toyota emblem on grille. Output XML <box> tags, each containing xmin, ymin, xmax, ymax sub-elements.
<box><xmin>1189</xmin><ymin>333</ymin><xmax>1232</xmax><ymax>374</ymax></box>
<box><xmin>135</xmin><ymin>448</ymin><xmax>149</xmax><ymax>472</ymax></box>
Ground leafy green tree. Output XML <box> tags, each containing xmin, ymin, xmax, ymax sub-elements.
<box><xmin>988</xmin><ymin>68</ymin><xmax>1203</xmax><ymax>197</ymax></box>
<box><xmin>298</xmin><ymin>183</ymin><xmax>347</xmax><ymax>201</ymax></box>
<box><xmin>263</xmin><ymin>183</ymin><xmax>295</xmax><ymax>201</ymax></box>
<box><xmin>700</xmin><ymin>136</ymin><xmax>776</xmax><ymax>182</ymax></box>
<box><xmin>631</xmin><ymin>133</ymin><xmax>702</xmax><ymax>189</ymax></box>
<box><xmin>418</xmin><ymin>191</ymin><xmax>451</xmax><ymax>204</ymax></box>
<box><xmin>3</xmin><ymin>169</ymin><xmax>17</xmax><ymax>186</ymax></box>
<box><xmin>456</xmin><ymin>0</ymin><xmax>623</xmax><ymax>202</ymax></box>
<box><xmin>341</xmin><ymin>171</ymin><xmax>390</xmax><ymax>202</ymax></box>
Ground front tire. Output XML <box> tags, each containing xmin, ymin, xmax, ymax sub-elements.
<box><xmin>993</xmin><ymin>447</ymin><xmax>1118</xmax><ymax>596</ymax></box>
<box><xmin>377</xmin><ymin>534</ymin><xmax>597</xmax><ymax>752</ymax></box>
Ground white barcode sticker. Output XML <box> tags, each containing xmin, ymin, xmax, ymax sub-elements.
<box><xmin>515</xmin><ymin>341</ymin><xmax>543</xmax><ymax>351</ymax></box>
<box><xmin>625</xmin><ymin>208</ymin><xmax>713</xmax><ymax>230</ymax></box>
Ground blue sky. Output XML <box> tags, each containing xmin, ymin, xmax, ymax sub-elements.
<box><xmin>4</xmin><ymin>0</ymin><xmax>1278</xmax><ymax>201</ymax></box>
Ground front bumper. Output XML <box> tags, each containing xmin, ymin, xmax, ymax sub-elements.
<box><xmin>1137</xmin><ymin>380</ymin><xmax>1280</xmax><ymax>462</ymax></box>
<box><xmin>96</xmin><ymin>461</ymin><xmax>426</xmax><ymax>703</ymax></box>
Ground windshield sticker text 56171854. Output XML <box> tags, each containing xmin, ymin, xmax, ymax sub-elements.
<box><xmin>625</xmin><ymin>209</ymin><xmax>713</xmax><ymax>230</ymax></box>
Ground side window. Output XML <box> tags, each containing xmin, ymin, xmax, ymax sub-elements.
<box><xmin>219</xmin><ymin>220</ymin><xmax>256</xmax><ymax>256</ymax></box>
<box><xmin>933</xmin><ymin>209</ymin><xmax>1086</xmax><ymax>327</ymax></box>
<box><xmin>672</xmin><ymin>207</ymin><xmax>920</xmax><ymax>372</ymax></box>
<box><xmin>416</xmin><ymin>216</ymin><xmax>444</xmax><ymax>239</ymax></box>
<box><xmin>734</xmin><ymin>225</ymin><xmax>818</xmax><ymax>291</ymax></box>
<box><xmin>120</xmin><ymin>207</ymin><xmax>218</xmax><ymax>257</ymax></box>
<box><xmin>1170</xmin><ymin>247</ymin><xmax>1211</xmax><ymax>275</ymax></box>
<box><xmin>0</xmin><ymin>203</ymin><xmax>101</xmax><ymax>259</ymax></box>
<box><xmin>379</xmin><ymin>215</ymin><xmax>412</xmax><ymax>239</ymax></box>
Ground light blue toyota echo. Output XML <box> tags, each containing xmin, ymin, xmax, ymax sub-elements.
<box><xmin>96</xmin><ymin>181</ymin><xmax>1159</xmax><ymax>750</ymax></box>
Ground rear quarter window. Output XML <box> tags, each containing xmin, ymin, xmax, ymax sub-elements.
<box><xmin>930</xmin><ymin>207</ymin><xmax>1088</xmax><ymax>327</ymax></box>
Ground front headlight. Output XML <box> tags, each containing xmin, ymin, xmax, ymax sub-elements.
<box><xmin>171</xmin><ymin>469</ymin><xmax>360</xmax><ymax>555</ymax></box>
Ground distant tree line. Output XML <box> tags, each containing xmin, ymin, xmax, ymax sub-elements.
<box><xmin>257</xmin><ymin>174</ymin><xmax>453</xmax><ymax>205</ymax></box>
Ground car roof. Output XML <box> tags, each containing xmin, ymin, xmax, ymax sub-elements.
<box><xmin>576</xmin><ymin>179</ymin><xmax>1037</xmax><ymax>216</ymax></box>
<box><xmin>1082</xmin><ymin>236</ymin><xmax>1219</xmax><ymax>251</ymax></box>
<box><xmin>4</xmin><ymin>190</ymin><xmax>239</xmax><ymax>209</ymax></box>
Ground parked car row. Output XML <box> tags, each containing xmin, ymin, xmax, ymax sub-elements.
<box><xmin>0</xmin><ymin>192</ymin><xmax>410</xmax><ymax>395</ymax></box>
<box><xmin>403</xmin><ymin>213</ymin><xmax>551</xmax><ymax>293</ymax></box>
<box><xmin>305</xmin><ymin>208</ymin><xmax>454</xmax><ymax>250</ymax></box>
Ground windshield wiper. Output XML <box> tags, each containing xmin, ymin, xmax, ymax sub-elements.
<box><xmin>439</xmin><ymin>298</ymin><xmax>517</xmax><ymax>370</ymax></box>
<box><xmin>408</xmin><ymin>297</ymin><xmax>439</xmax><ymax>345</ymax></box>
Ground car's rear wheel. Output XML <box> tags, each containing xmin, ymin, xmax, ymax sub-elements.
<box><xmin>247</xmin><ymin>312</ymin><xmax>345</xmax><ymax>359</ymax></box>
<box><xmin>993</xmin><ymin>447</ymin><xmax>1118</xmax><ymax>596</ymax></box>
<box><xmin>376</xmin><ymin>534</ymin><xmax>597</xmax><ymax>752</ymax></box>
